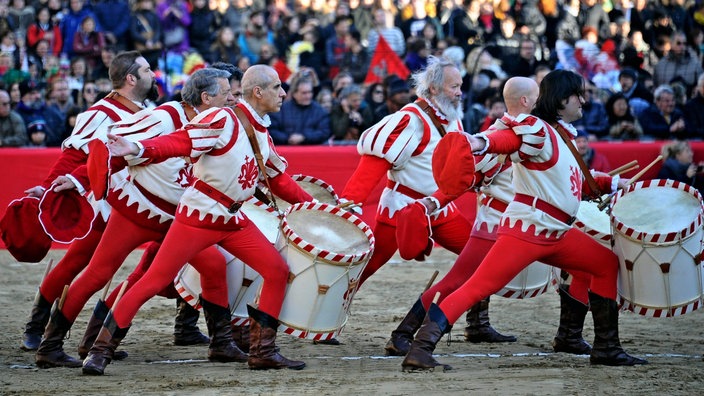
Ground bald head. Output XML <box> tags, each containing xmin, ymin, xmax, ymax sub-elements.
<box><xmin>241</xmin><ymin>64</ymin><xmax>285</xmax><ymax>115</ymax></box>
<box><xmin>503</xmin><ymin>77</ymin><xmax>539</xmax><ymax>117</ymax></box>
<box><xmin>242</xmin><ymin>65</ymin><xmax>277</xmax><ymax>100</ymax></box>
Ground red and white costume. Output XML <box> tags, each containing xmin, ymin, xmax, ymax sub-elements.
<box><xmin>341</xmin><ymin>99</ymin><xmax>471</xmax><ymax>285</ymax></box>
<box><xmin>60</xmin><ymin>101</ymin><xmax>228</xmax><ymax>322</ymax></box>
<box><xmin>437</xmin><ymin>116</ymin><xmax>619</xmax><ymax>324</ymax></box>
<box><xmin>33</xmin><ymin>93</ymin><xmax>147</xmax><ymax>310</ymax></box>
<box><xmin>110</xmin><ymin>101</ymin><xmax>313</xmax><ymax>329</ymax></box>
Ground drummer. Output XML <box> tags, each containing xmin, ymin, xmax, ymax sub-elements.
<box><xmin>403</xmin><ymin>69</ymin><xmax>648</xmax><ymax>371</ymax></box>
<box><xmin>82</xmin><ymin>65</ymin><xmax>314</xmax><ymax>375</ymax></box>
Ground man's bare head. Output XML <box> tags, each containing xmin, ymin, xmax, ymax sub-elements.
<box><xmin>503</xmin><ymin>76</ymin><xmax>539</xmax><ymax>116</ymax></box>
<box><xmin>241</xmin><ymin>65</ymin><xmax>286</xmax><ymax>115</ymax></box>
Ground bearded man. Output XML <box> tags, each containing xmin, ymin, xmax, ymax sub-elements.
<box><xmin>339</xmin><ymin>56</ymin><xmax>515</xmax><ymax>351</ymax></box>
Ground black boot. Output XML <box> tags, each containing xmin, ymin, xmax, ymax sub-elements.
<box><xmin>588</xmin><ymin>292</ymin><xmax>647</xmax><ymax>366</ymax></box>
<box><xmin>82</xmin><ymin>312</ymin><xmax>130</xmax><ymax>375</ymax></box>
<box><xmin>247</xmin><ymin>305</ymin><xmax>305</xmax><ymax>370</ymax></box>
<box><xmin>552</xmin><ymin>285</ymin><xmax>592</xmax><ymax>355</ymax></box>
<box><xmin>402</xmin><ymin>303</ymin><xmax>453</xmax><ymax>372</ymax></box>
<box><xmin>201</xmin><ymin>298</ymin><xmax>248</xmax><ymax>363</ymax></box>
<box><xmin>21</xmin><ymin>292</ymin><xmax>52</xmax><ymax>351</ymax></box>
<box><xmin>77</xmin><ymin>300</ymin><xmax>128</xmax><ymax>360</ymax></box>
<box><xmin>464</xmin><ymin>297</ymin><xmax>516</xmax><ymax>343</ymax></box>
<box><xmin>174</xmin><ymin>296</ymin><xmax>209</xmax><ymax>346</ymax></box>
<box><xmin>231</xmin><ymin>323</ymin><xmax>250</xmax><ymax>353</ymax></box>
<box><xmin>384</xmin><ymin>298</ymin><xmax>425</xmax><ymax>356</ymax></box>
<box><xmin>35</xmin><ymin>308</ymin><xmax>82</xmax><ymax>368</ymax></box>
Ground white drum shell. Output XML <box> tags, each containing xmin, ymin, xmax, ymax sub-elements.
<box><xmin>496</xmin><ymin>261</ymin><xmax>554</xmax><ymax>299</ymax></box>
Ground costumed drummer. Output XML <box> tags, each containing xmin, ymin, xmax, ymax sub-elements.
<box><xmin>340</xmin><ymin>56</ymin><xmax>515</xmax><ymax>352</ymax></box>
<box><xmin>20</xmin><ymin>52</ymin><xmax>162</xmax><ymax>365</ymax></box>
<box><xmin>83</xmin><ymin>65</ymin><xmax>313</xmax><ymax>375</ymax></box>
<box><xmin>403</xmin><ymin>69</ymin><xmax>648</xmax><ymax>371</ymax></box>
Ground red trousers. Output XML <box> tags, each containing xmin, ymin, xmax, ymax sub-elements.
<box><xmin>359</xmin><ymin>214</ymin><xmax>471</xmax><ymax>286</ymax></box>
<box><xmin>61</xmin><ymin>210</ymin><xmax>227</xmax><ymax>321</ymax></box>
<box><xmin>112</xmin><ymin>219</ymin><xmax>288</xmax><ymax>328</ymax></box>
<box><xmin>438</xmin><ymin>228</ymin><xmax>619</xmax><ymax>324</ymax></box>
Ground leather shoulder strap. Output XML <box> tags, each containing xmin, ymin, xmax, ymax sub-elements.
<box><xmin>415</xmin><ymin>99</ymin><xmax>447</xmax><ymax>137</ymax></box>
<box><xmin>105</xmin><ymin>91</ymin><xmax>143</xmax><ymax>114</ymax></box>
<box><xmin>180</xmin><ymin>101</ymin><xmax>198</xmax><ymax>121</ymax></box>
<box><xmin>553</xmin><ymin>123</ymin><xmax>602</xmax><ymax>202</ymax></box>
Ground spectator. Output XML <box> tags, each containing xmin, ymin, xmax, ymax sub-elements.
<box><xmin>658</xmin><ymin>140</ymin><xmax>704</xmax><ymax>194</ymax></box>
<box><xmin>478</xmin><ymin>95</ymin><xmax>506</xmax><ymax>132</ymax></box>
<box><xmin>0</xmin><ymin>89</ymin><xmax>27</xmax><ymax>147</ymax></box>
<box><xmin>26</xmin><ymin>6</ymin><xmax>62</xmax><ymax>56</ymax></box>
<box><xmin>46</xmin><ymin>76</ymin><xmax>74</xmax><ymax>117</ymax></box>
<box><xmin>684</xmin><ymin>73</ymin><xmax>704</xmax><ymax>140</ymax></box>
<box><xmin>653</xmin><ymin>31</ymin><xmax>702</xmax><ymax>93</ymax></box>
<box><xmin>620</xmin><ymin>30</ymin><xmax>656</xmax><ymax>75</ymax></box>
<box><xmin>488</xmin><ymin>15</ymin><xmax>523</xmax><ymax>61</ymax></box>
<box><xmin>502</xmin><ymin>37</ymin><xmax>547</xmax><ymax>77</ymax></box>
<box><xmin>364</xmin><ymin>82</ymin><xmax>386</xmax><ymax>116</ymax></box>
<box><xmin>339</xmin><ymin>30</ymin><xmax>369</xmax><ymax>84</ymax></box>
<box><xmin>572</xmin><ymin>81</ymin><xmax>609</xmax><ymax>139</ymax></box>
<box><xmin>72</xmin><ymin>15</ymin><xmax>105</xmax><ymax>71</ymax></box>
<box><xmin>77</xmin><ymin>80</ymin><xmax>99</xmax><ymax>110</ymax></box>
<box><xmin>325</xmin><ymin>15</ymin><xmax>352</xmax><ymax>80</ymax></box>
<box><xmin>274</xmin><ymin>15</ymin><xmax>302</xmax><ymax>61</ymax></box>
<box><xmin>331</xmin><ymin>70</ymin><xmax>353</xmax><ymax>101</ymax></box>
<box><xmin>90</xmin><ymin>45</ymin><xmax>114</xmax><ymax>80</ymax></box>
<box><xmin>316</xmin><ymin>87</ymin><xmax>333</xmax><ymax>113</ymax></box>
<box><xmin>399</xmin><ymin>0</ymin><xmax>441</xmax><ymax>41</ymax></box>
<box><xmin>188</xmin><ymin>0</ymin><xmax>219</xmax><ymax>61</ymax></box>
<box><xmin>575</xmin><ymin>130</ymin><xmax>611</xmax><ymax>173</ymax></box>
<box><xmin>14</xmin><ymin>79</ymin><xmax>64</xmax><ymax>146</ymax></box>
<box><xmin>638</xmin><ymin>84</ymin><xmax>687</xmax><ymax>140</ymax></box>
<box><xmin>157</xmin><ymin>0</ymin><xmax>191</xmax><ymax>54</ymax></box>
<box><xmin>8</xmin><ymin>80</ymin><xmax>20</xmax><ymax>108</ymax></box>
<box><xmin>208</xmin><ymin>26</ymin><xmax>240</xmax><ymax>65</ymax></box>
<box><xmin>93</xmin><ymin>0</ymin><xmax>131</xmax><ymax>51</ymax></box>
<box><xmin>7</xmin><ymin>0</ymin><xmax>35</xmax><ymax>36</ymax></box>
<box><xmin>617</xmin><ymin>67</ymin><xmax>653</xmax><ymax>116</ymax></box>
<box><xmin>366</xmin><ymin>7</ymin><xmax>405</xmax><ymax>57</ymax></box>
<box><xmin>330</xmin><ymin>84</ymin><xmax>373</xmax><ymax>142</ymax></box>
<box><xmin>405</xmin><ymin>36</ymin><xmax>430</xmax><ymax>73</ymax></box>
<box><xmin>66</xmin><ymin>56</ymin><xmax>87</xmax><ymax>100</ymax></box>
<box><xmin>269</xmin><ymin>76</ymin><xmax>331</xmax><ymax>145</ymax></box>
<box><xmin>578</xmin><ymin>0</ymin><xmax>611</xmax><ymax>42</ymax></box>
<box><xmin>60</xmin><ymin>0</ymin><xmax>99</xmax><ymax>58</ymax></box>
<box><xmin>129</xmin><ymin>0</ymin><xmax>162</xmax><ymax>70</ymax></box>
<box><xmin>238</xmin><ymin>10</ymin><xmax>273</xmax><ymax>64</ymax></box>
<box><xmin>605</xmin><ymin>93</ymin><xmax>643</xmax><ymax>141</ymax></box>
<box><xmin>373</xmin><ymin>76</ymin><xmax>410</xmax><ymax>123</ymax></box>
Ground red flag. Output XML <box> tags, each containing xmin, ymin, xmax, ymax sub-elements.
<box><xmin>364</xmin><ymin>36</ymin><xmax>410</xmax><ymax>84</ymax></box>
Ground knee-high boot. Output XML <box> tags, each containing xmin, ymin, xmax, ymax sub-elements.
<box><xmin>464</xmin><ymin>297</ymin><xmax>517</xmax><ymax>343</ymax></box>
<box><xmin>77</xmin><ymin>300</ymin><xmax>129</xmax><ymax>360</ymax></box>
<box><xmin>588</xmin><ymin>292</ymin><xmax>647</xmax><ymax>366</ymax></box>
<box><xmin>35</xmin><ymin>308</ymin><xmax>82</xmax><ymax>368</ymax></box>
<box><xmin>21</xmin><ymin>292</ymin><xmax>52</xmax><ymax>351</ymax></box>
<box><xmin>231</xmin><ymin>323</ymin><xmax>250</xmax><ymax>353</ymax></box>
<box><xmin>384</xmin><ymin>298</ymin><xmax>425</xmax><ymax>356</ymax></box>
<box><xmin>174</xmin><ymin>296</ymin><xmax>209</xmax><ymax>346</ymax></box>
<box><xmin>247</xmin><ymin>305</ymin><xmax>305</xmax><ymax>370</ymax></box>
<box><xmin>401</xmin><ymin>303</ymin><xmax>453</xmax><ymax>372</ymax></box>
<box><xmin>200</xmin><ymin>298</ymin><xmax>247</xmax><ymax>363</ymax></box>
<box><xmin>552</xmin><ymin>285</ymin><xmax>591</xmax><ymax>354</ymax></box>
<box><xmin>82</xmin><ymin>312</ymin><xmax>130</xmax><ymax>375</ymax></box>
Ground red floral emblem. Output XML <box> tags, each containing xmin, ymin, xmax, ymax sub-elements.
<box><xmin>238</xmin><ymin>155</ymin><xmax>259</xmax><ymax>189</ymax></box>
<box><xmin>175</xmin><ymin>167</ymin><xmax>191</xmax><ymax>188</ymax></box>
<box><xmin>569</xmin><ymin>165</ymin><xmax>581</xmax><ymax>198</ymax></box>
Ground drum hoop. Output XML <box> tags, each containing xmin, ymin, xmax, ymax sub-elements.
<box><xmin>242</xmin><ymin>196</ymin><xmax>280</xmax><ymax>216</ymax></box>
<box><xmin>613</xmin><ymin>226</ymin><xmax>701</xmax><ymax>246</ymax></box>
<box><xmin>285</xmin><ymin>239</ymin><xmax>369</xmax><ymax>266</ymax></box>
<box><xmin>573</xmin><ymin>220</ymin><xmax>612</xmax><ymax>242</ymax></box>
<box><xmin>291</xmin><ymin>174</ymin><xmax>340</xmax><ymax>203</ymax></box>
<box><xmin>279</xmin><ymin>317</ymin><xmax>347</xmax><ymax>335</ymax></box>
<box><xmin>281</xmin><ymin>202</ymin><xmax>375</xmax><ymax>264</ymax></box>
<box><xmin>619</xmin><ymin>296</ymin><xmax>701</xmax><ymax>317</ymax></box>
<box><xmin>611</xmin><ymin>179</ymin><xmax>704</xmax><ymax>243</ymax></box>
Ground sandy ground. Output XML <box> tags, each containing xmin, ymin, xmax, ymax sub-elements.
<box><xmin>1</xmin><ymin>248</ymin><xmax>703</xmax><ymax>396</ymax></box>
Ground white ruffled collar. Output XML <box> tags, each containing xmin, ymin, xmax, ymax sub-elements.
<box><xmin>557</xmin><ymin>120</ymin><xmax>578</xmax><ymax>137</ymax></box>
<box><xmin>419</xmin><ymin>97</ymin><xmax>449</xmax><ymax>124</ymax></box>
<box><xmin>240</xmin><ymin>99</ymin><xmax>271</xmax><ymax>128</ymax></box>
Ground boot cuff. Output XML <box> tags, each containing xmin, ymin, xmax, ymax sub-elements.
<box><xmin>247</xmin><ymin>305</ymin><xmax>279</xmax><ymax>329</ymax></box>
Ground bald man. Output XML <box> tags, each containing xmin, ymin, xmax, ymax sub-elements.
<box><xmin>384</xmin><ymin>77</ymin><xmax>540</xmax><ymax>359</ymax></box>
<box><xmin>82</xmin><ymin>65</ymin><xmax>314</xmax><ymax>375</ymax></box>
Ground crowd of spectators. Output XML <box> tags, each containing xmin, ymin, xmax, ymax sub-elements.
<box><xmin>3</xmin><ymin>0</ymin><xmax>704</xmax><ymax>148</ymax></box>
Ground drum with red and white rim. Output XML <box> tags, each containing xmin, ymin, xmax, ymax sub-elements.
<box><xmin>274</xmin><ymin>174</ymin><xmax>340</xmax><ymax>208</ymax></box>
<box><xmin>611</xmin><ymin>179</ymin><xmax>704</xmax><ymax>317</ymax></box>
<box><xmin>496</xmin><ymin>261</ymin><xmax>554</xmax><ymax>299</ymax></box>
<box><xmin>276</xmin><ymin>202</ymin><xmax>374</xmax><ymax>341</ymax></box>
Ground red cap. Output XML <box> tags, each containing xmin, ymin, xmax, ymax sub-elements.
<box><xmin>86</xmin><ymin>139</ymin><xmax>111</xmax><ymax>199</ymax></box>
<box><xmin>395</xmin><ymin>201</ymin><xmax>433</xmax><ymax>261</ymax></box>
<box><xmin>0</xmin><ymin>197</ymin><xmax>52</xmax><ymax>262</ymax></box>
<box><xmin>432</xmin><ymin>132</ymin><xmax>476</xmax><ymax>198</ymax></box>
<box><xmin>38</xmin><ymin>186</ymin><xmax>94</xmax><ymax>243</ymax></box>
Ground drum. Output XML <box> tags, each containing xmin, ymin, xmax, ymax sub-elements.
<box><xmin>274</xmin><ymin>174</ymin><xmax>340</xmax><ymax>208</ymax></box>
<box><xmin>277</xmin><ymin>202</ymin><xmax>374</xmax><ymax>341</ymax></box>
<box><xmin>173</xmin><ymin>198</ymin><xmax>281</xmax><ymax>323</ymax></box>
<box><xmin>495</xmin><ymin>261</ymin><xmax>554</xmax><ymax>299</ymax></box>
<box><xmin>611</xmin><ymin>179</ymin><xmax>704</xmax><ymax>317</ymax></box>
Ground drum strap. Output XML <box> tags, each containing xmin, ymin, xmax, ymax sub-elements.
<box><xmin>553</xmin><ymin>123</ymin><xmax>602</xmax><ymax>203</ymax></box>
<box><xmin>514</xmin><ymin>193</ymin><xmax>576</xmax><ymax>225</ymax></box>
<box><xmin>233</xmin><ymin>107</ymin><xmax>279</xmax><ymax>212</ymax></box>
<box><xmin>105</xmin><ymin>91</ymin><xmax>144</xmax><ymax>114</ymax></box>
<box><xmin>415</xmin><ymin>98</ymin><xmax>447</xmax><ymax>137</ymax></box>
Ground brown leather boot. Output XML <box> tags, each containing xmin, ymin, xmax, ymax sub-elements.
<box><xmin>174</xmin><ymin>296</ymin><xmax>209</xmax><ymax>346</ymax></box>
<box><xmin>82</xmin><ymin>312</ymin><xmax>130</xmax><ymax>375</ymax></box>
<box><xmin>77</xmin><ymin>300</ymin><xmax>128</xmax><ymax>360</ymax></box>
<box><xmin>402</xmin><ymin>303</ymin><xmax>452</xmax><ymax>372</ymax></box>
<box><xmin>553</xmin><ymin>285</ymin><xmax>592</xmax><ymax>355</ymax></box>
<box><xmin>384</xmin><ymin>298</ymin><xmax>425</xmax><ymax>356</ymax></box>
<box><xmin>231</xmin><ymin>323</ymin><xmax>250</xmax><ymax>353</ymax></box>
<box><xmin>588</xmin><ymin>292</ymin><xmax>647</xmax><ymax>366</ymax></box>
<box><xmin>35</xmin><ymin>308</ymin><xmax>82</xmax><ymax>368</ymax></box>
<box><xmin>247</xmin><ymin>305</ymin><xmax>305</xmax><ymax>370</ymax></box>
<box><xmin>464</xmin><ymin>297</ymin><xmax>516</xmax><ymax>343</ymax></box>
<box><xmin>201</xmin><ymin>298</ymin><xmax>247</xmax><ymax>363</ymax></box>
<box><xmin>21</xmin><ymin>292</ymin><xmax>52</xmax><ymax>351</ymax></box>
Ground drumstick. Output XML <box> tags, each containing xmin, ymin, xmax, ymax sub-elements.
<box><xmin>608</xmin><ymin>160</ymin><xmax>638</xmax><ymax>176</ymax></box>
<box><xmin>432</xmin><ymin>292</ymin><xmax>441</xmax><ymax>304</ymax></box>
<box><xmin>424</xmin><ymin>270</ymin><xmax>439</xmax><ymax>293</ymax></box>
<box><xmin>598</xmin><ymin>155</ymin><xmax>663</xmax><ymax>211</ymax></box>
<box><xmin>100</xmin><ymin>277</ymin><xmax>114</xmax><ymax>302</ymax></box>
<box><xmin>57</xmin><ymin>285</ymin><xmax>69</xmax><ymax>310</ymax></box>
<box><xmin>610</xmin><ymin>164</ymin><xmax>639</xmax><ymax>176</ymax></box>
<box><xmin>33</xmin><ymin>259</ymin><xmax>55</xmax><ymax>305</ymax></box>
<box><xmin>111</xmin><ymin>281</ymin><xmax>129</xmax><ymax>308</ymax></box>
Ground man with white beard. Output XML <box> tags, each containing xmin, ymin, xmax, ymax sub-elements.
<box><xmin>339</xmin><ymin>56</ymin><xmax>514</xmax><ymax>351</ymax></box>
